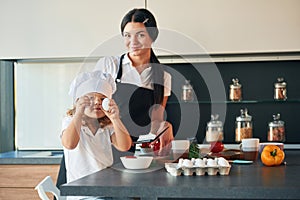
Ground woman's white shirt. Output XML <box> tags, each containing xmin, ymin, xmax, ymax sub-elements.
<box><xmin>94</xmin><ymin>54</ymin><xmax>172</xmax><ymax>96</ymax></box>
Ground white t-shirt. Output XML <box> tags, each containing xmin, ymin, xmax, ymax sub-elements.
<box><xmin>61</xmin><ymin>116</ymin><xmax>114</xmax><ymax>183</ymax></box>
<box><xmin>94</xmin><ymin>54</ymin><xmax>172</xmax><ymax>96</ymax></box>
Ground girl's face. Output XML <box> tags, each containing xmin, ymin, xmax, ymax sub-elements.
<box><xmin>123</xmin><ymin>22</ymin><xmax>153</xmax><ymax>57</ymax></box>
<box><xmin>84</xmin><ymin>92</ymin><xmax>106</xmax><ymax>118</ymax></box>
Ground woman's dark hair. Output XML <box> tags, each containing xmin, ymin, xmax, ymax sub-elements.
<box><xmin>121</xmin><ymin>8</ymin><xmax>159</xmax><ymax>42</ymax></box>
<box><xmin>121</xmin><ymin>8</ymin><xmax>164</xmax><ymax>105</ymax></box>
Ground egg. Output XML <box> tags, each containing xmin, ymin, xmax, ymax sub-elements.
<box><xmin>102</xmin><ymin>98</ymin><xmax>110</xmax><ymax>111</ymax></box>
<box><xmin>182</xmin><ymin>159</ymin><xmax>194</xmax><ymax>168</ymax></box>
<box><xmin>194</xmin><ymin>159</ymin><xmax>205</xmax><ymax>167</ymax></box>
<box><xmin>217</xmin><ymin>157</ymin><xmax>230</xmax><ymax>167</ymax></box>
<box><xmin>207</xmin><ymin>158</ymin><xmax>217</xmax><ymax>167</ymax></box>
<box><xmin>177</xmin><ymin>158</ymin><xmax>184</xmax><ymax>168</ymax></box>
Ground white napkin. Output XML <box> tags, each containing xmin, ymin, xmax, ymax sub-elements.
<box><xmin>137</xmin><ymin>133</ymin><xmax>156</xmax><ymax>141</ymax></box>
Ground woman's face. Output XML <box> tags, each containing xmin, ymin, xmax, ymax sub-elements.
<box><xmin>123</xmin><ymin>22</ymin><xmax>153</xmax><ymax>57</ymax></box>
<box><xmin>84</xmin><ymin>92</ymin><xmax>107</xmax><ymax>118</ymax></box>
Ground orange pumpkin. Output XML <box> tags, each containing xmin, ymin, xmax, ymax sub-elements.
<box><xmin>261</xmin><ymin>145</ymin><xmax>285</xmax><ymax>166</ymax></box>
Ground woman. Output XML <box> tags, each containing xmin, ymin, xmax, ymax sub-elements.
<box><xmin>94</xmin><ymin>8</ymin><xmax>174</xmax><ymax>152</ymax></box>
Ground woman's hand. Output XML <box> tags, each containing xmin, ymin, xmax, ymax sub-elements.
<box><xmin>151</xmin><ymin>121</ymin><xmax>174</xmax><ymax>156</ymax></box>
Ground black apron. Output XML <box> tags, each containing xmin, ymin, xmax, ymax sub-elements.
<box><xmin>113</xmin><ymin>54</ymin><xmax>156</xmax><ymax>140</ymax></box>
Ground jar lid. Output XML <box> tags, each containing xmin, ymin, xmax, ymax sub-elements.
<box><xmin>269</xmin><ymin>113</ymin><xmax>285</xmax><ymax>127</ymax></box>
<box><xmin>230</xmin><ymin>78</ymin><xmax>241</xmax><ymax>88</ymax></box>
<box><xmin>207</xmin><ymin>114</ymin><xmax>223</xmax><ymax>128</ymax></box>
<box><xmin>236</xmin><ymin>108</ymin><xmax>252</xmax><ymax>121</ymax></box>
<box><xmin>182</xmin><ymin>80</ymin><xmax>193</xmax><ymax>89</ymax></box>
<box><xmin>274</xmin><ymin>77</ymin><xmax>287</xmax><ymax>88</ymax></box>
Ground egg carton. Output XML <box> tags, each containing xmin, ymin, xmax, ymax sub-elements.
<box><xmin>165</xmin><ymin>161</ymin><xmax>231</xmax><ymax>176</ymax></box>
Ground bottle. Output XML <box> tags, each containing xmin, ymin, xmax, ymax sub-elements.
<box><xmin>268</xmin><ymin>113</ymin><xmax>285</xmax><ymax>142</ymax></box>
<box><xmin>235</xmin><ymin>108</ymin><xmax>253</xmax><ymax>142</ymax></box>
<box><xmin>274</xmin><ymin>77</ymin><xmax>287</xmax><ymax>100</ymax></box>
<box><xmin>182</xmin><ymin>80</ymin><xmax>194</xmax><ymax>102</ymax></box>
<box><xmin>206</xmin><ymin>114</ymin><xmax>224</xmax><ymax>143</ymax></box>
<box><xmin>229</xmin><ymin>78</ymin><xmax>242</xmax><ymax>101</ymax></box>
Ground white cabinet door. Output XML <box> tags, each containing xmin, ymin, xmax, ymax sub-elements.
<box><xmin>148</xmin><ymin>0</ymin><xmax>300</xmax><ymax>55</ymax></box>
<box><xmin>0</xmin><ymin>0</ymin><xmax>144</xmax><ymax>59</ymax></box>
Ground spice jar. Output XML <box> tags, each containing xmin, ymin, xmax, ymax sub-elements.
<box><xmin>268</xmin><ymin>113</ymin><xmax>285</xmax><ymax>142</ymax></box>
<box><xmin>235</xmin><ymin>108</ymin><xmax>253</xmax><ymax>142</ymax></box>
<box><xmin>182</xmin><ymin>80</ymin><xmax>194</xmax><ymax>102</ymax></box>
<box><xmin>229</xmin><ymin>78</ymin><xmax>242</xmax><ymax>101</ymax></box>
<box><xmin>206</xmin><ymin>114</ymin><xmax>224</xmax><ymax>143</ymax></box>
<box><xmin>274</xmin><ymin>77</ymin><xmax>287</xmax><ymax>100</ymax></box>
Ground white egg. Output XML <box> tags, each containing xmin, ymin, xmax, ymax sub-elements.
<box><xmin>182</xmin><ymin>159</ymin><xmax>194</xmax><ymax>168</ymax></box>
<box><xmin>207</xmin><ymin>158</ymin><xmax>217</xmax><ymax>167</ymax></box>
<box><xmin>194</xmin><ymin>159</ymin><xmax>205</xmax><ymax>167</ymax></box>
<box><xmin>218</xmin><ymin>157</ymin><xmax>230</xmax><ymax>167</ymax></box>
<box><xmin>102</xmin><ymin>98</ymin><xmax>110</xmax><ymax>111</ymax></box>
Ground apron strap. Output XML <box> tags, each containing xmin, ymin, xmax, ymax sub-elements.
<box><xmin>116</xmin><ymin>54</ymin><xmax>125</xmax><ymax>83</ymax></box>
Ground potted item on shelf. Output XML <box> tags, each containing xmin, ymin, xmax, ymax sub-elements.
<box><xmin>268</xmin><ymin>113</ymin><xmax>285</xmax><ymax>142</ymax></box>
<box><xmin>274</xmin><ymin>77</ymin><xmax>287</xmax><ymax>100</ymax></box>
<box><xmin>235</xmin><ymin>108</ymin><xmax>253</xmax><ymax>142</ymax></box>
<box><xmin>229</xmin><ymin>78</ymin><xmax>242</xmax><ymax>101</ymax></box>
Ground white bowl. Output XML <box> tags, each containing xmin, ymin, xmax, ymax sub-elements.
<box><xmin>120</xmin><ymin>156</ymin><xmax>153</xmax><ymax>169</ymax></box>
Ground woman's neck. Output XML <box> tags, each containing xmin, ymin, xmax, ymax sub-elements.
<box><xmin>128</xmin><ymin>51</ymin><xmax>151</xmax><ymax>73</ymax></box>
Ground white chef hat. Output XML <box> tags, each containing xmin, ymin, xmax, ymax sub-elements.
<box><xmin>69</xmin><ymin>70</ymin><xmax>116</xmax><ymax>103</ymax></box>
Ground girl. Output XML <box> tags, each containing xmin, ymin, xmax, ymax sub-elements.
<box><xmin>61</xmin><ymin>70</ymin><xmax>132</xmax><ymax>200</ymax></box>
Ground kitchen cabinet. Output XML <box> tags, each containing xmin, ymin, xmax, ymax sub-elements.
<box><xmin>0</xmin><ymin>0</ymin><xmax>145</xmax><ymax>59</ymax></box>
<box><xmin>0</xmin><ymin>164</ymin><xmax>59</xmax><ymax>200</ymax></box>
<box><xmin>148</xmin><ymin>0</ymin><xmax>300</xmax><ymax>55</ymax></box>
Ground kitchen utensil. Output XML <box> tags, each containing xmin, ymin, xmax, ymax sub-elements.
<box><xmin>228</xmin><ymin>160</ymin><xmax>253</xmax><ymax>164</ymax></box>
<box><xmin>134</xmin><ymin>126</ymin><xmax>169</xmax><ymax>144</ymax></box>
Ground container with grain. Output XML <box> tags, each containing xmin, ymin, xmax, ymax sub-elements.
<box><xmin>274</xmin><ymin>77</ymin><xmax>287</xmax><ymax>100</ymax></box>
<box><xmin>229</xmin><ymin>78</ymin><xmax>242</xmax><ymax>101</ymax></box>
<box><xmin>235</xmin><ymin>108</ymin><xmax>253</xmax><ymax>142</ymax></box>
<box><xmin>268</xmin><ymin>113</ymin><xmax>285</xmax><ymax>142</ymax></box>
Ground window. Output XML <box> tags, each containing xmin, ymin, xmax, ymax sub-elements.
<box><xmin>14</xmin><ymin>61</ymin><xmax>83</xmax><ymax>149</ymax></box>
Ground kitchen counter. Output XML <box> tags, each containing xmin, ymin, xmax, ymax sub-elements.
<box><xmin>61</xmin><ymin>150</ymin><xmax>300</xmax><ymax>200</ymax></box>
<box><xmin>0</xmin><ymin>150</ymin><xmax>63</xmax><ymax>164</ymax></box>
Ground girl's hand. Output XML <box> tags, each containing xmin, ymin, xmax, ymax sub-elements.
<box><xmin>102</xmin><ymin>99</ymin><xmax>120</xmax><ymax>120</ymax></box>
<box><xmin>74</xmin><ymin>96</ymin><xmax>91</xmax><ymax>116</ymax></box>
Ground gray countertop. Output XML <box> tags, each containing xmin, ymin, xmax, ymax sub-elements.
<box><xmin>61</xmin><ymin>150</ymin><xmax>300</xmax><ymax>200</ymax></box>
<box><xmin>0</xmin><ymin>150</ymin><xmax>63</xmax><ymax>164</ymax></box>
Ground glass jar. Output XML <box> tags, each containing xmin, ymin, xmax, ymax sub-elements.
<box><xmin>182</xmin><ymin>80</ymin><xmax>194</xmax><ymax>102</ymax></box>
<box><xmin>229</xmin><ymin>78</ymin><xmax>242</xmax><ymax>101</ymax></box>
<box><xmin>206</xmin><ymin>114</ymin><xmax>224</xmax><ymax>143</ymax></box>
<box><xmin>235</xmin><ymin>108</ymin><xmax>253</xmax><ymax>142</ymax></box>
<box><xmin>274</xmin><ymin>77</ymin><xmax>287</xmax><ymax>100</ymax></box>
<box><xmin>268</xmin><ymin>113</ymin><xmax>285</xmax><ymax>142</ymax></box>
